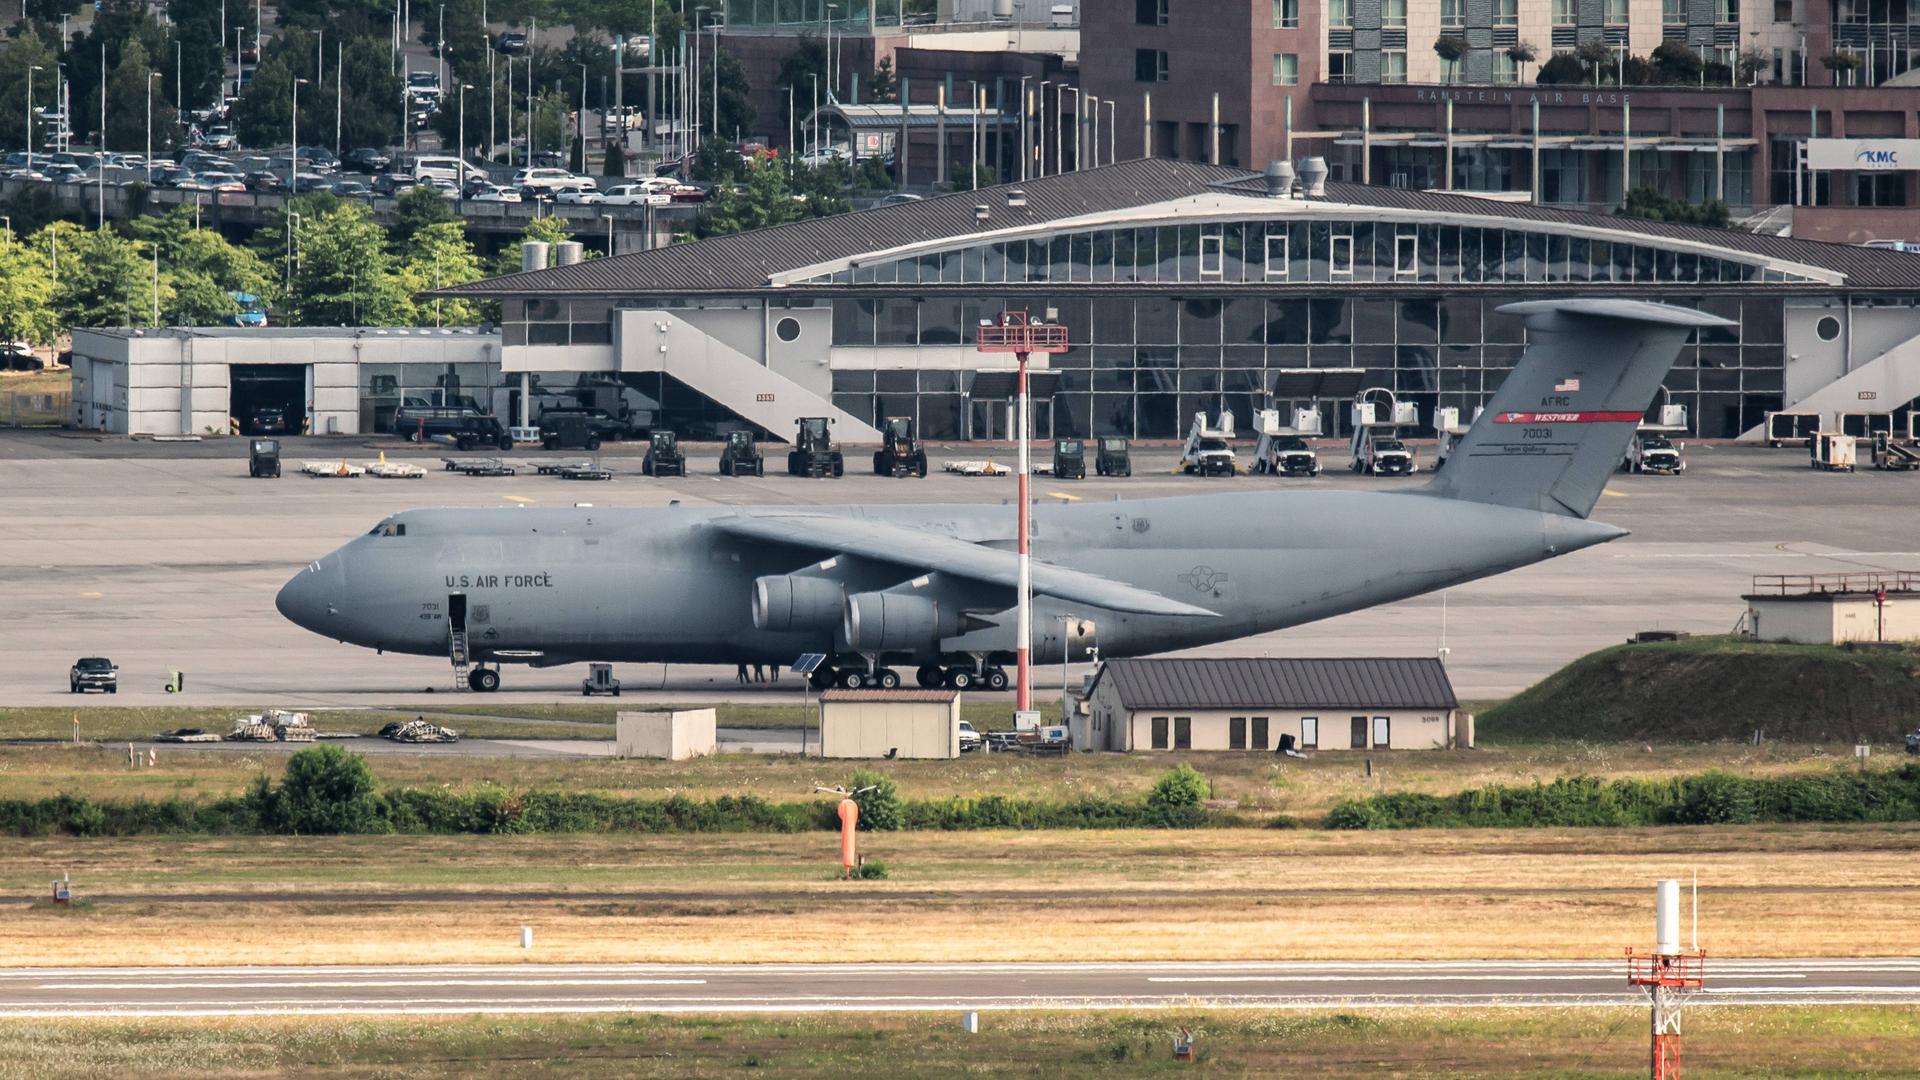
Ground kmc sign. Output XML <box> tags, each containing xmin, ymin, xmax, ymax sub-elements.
<box><xmin>1806</xmin><ymin>138</ymin><xmax>1920</xmax><ymax>171</ymax></box>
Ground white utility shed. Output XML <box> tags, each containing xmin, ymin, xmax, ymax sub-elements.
<box><xmin>819</xmin><ymin>690</ymin><xmax>962</xmax><ymax>759</ymax></box>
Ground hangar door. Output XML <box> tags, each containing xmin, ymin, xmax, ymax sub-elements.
<box><xmin>230</xmin><ymin>364</ymin><xmax>310</xmax><ymax>436</ymax></box>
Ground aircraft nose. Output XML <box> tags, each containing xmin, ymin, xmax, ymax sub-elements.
<box><xmin>276</xmin><ymin>556</ymin><xmax>344</xmax><ymax>634</ymax></box>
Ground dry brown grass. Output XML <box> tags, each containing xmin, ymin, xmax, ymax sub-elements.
<box><xmin>1</xmin><ymin>1007</ymin><xmax>1917</xmax><ymax>1079</ymax></box>
<box><xmin>0</xmin><ymin>738</ymin><xmax>1898</xmax><ymax>818</ymax></box>
<box><xmin>3</xmin><ymin>826</ymin><xmax>1914</xmax><ymax>968</ymax></box>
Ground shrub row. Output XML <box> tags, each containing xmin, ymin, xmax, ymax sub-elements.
<box><xmin>1324</xmin><ymin>766</ymin><xmax>1920</xmax><ymax>830</ymax></box>
<box><xmin>0</xmin><ymin>747</ymin><xmax>1221</xmax><ymax>837</ymax></box>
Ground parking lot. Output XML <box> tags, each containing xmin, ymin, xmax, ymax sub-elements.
<box><xmin>1</xmin><ymin>430</ymin><xmax>1915</xmax><ymax>705</ymax></box>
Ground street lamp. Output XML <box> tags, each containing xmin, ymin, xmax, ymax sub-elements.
<box><xmin>1017</xmin><ymin>74</ymin><xmax>1032</xmax><ymax>181</ymax></box>
<box><xmin>826</xmin><ymin>3</ymin><xmax>837</xmax><ymax>100</ymax></box>
<box><xmin>285</xmin><ymin>210</ymin><xmax>302</xmax><ymax>288</ymax></box>
<box><xmin>1036</xmin><ymin>79</ymin><xmax>1051</xmax><ymax>177</ymax></box>
<box><xmin>26</xmin><ymin>65</ymin><xmax>42</xmax><ymax>161</ymax></box>
<box><xmin>694</xmin><ymin>5</ymin><xmax>709</xmax><ymax>143</ymax></box>
<box><xmin>1105</xmin><ymin>98</ymin><xmax>1116</xmax><ymax>165</ymax></box>
<box><xmin>147</xmin><ymin>72</ymin><xmax>163</xmax><ymax>184</ymax></box>
<box><xmin>292</xmin><ymin>77</ymin><xmax>309</xmax><ymax>195</ymax></box>
<box><xmin>459</xmin><ymin>83</ymin><xmax>472</xmax><ymax>171</ymax></box>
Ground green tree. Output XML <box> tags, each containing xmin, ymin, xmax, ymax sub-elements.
<box><xmin>392</xmin><ymin>221</ymin><xmax>486</xmax><ymax>326</ymax></box>
<box><xmin>390</xmin><ymin>185</ymin><xmax>459</xmax><ymax>248</ymax></box>
<box><xmin>166</xmin><ymin>0</ymin><xmax>256</xmax><ymax>113</ymax></box>
<box><xmin>775</xmin><ymin>36</ymin><xmax>828</xmax><ymax>137</ymax></box>
<box><xmin>868</xmin><ymin>57</ymin><xmax>898</xmax><ymax>104</ymax></box>
<box><xmin>0</xmin><ymin>31</ymin><xmax>60</xmax><ymax>153</ymax></box>
<box><xmin>105</xmin><ymin>40</ymin><xmax>184</xmax><ymax>157</ymax></box>
<box><xmin>70</xmin><ymin>1</ymin><xmax>174</xmax><ymax>148</ymax></box>
<box><xmin>127</xmin><ymin>206</ymin><xmax>275</xmax><ymax>325</ymax></box>
<box><xmin>264</xmin><ymin>196</ymin><xmax>407</xmax><ymax>325</ymax></box>
<box><xmin>270</xmin><ymin>745</ymin><xmax>382</xmax><ymax>835</ymax></box>
<box><xmin>1618</xmin><ymin>186</ymin><xmax>1730</xmax><ymax>228</ymax></box>
<box><xmin>44</xmin><ymin>223</ymin><xmax>158</xmax><ymax>328</ymax></box>
<box><xmin>0</xmin><ymin>233</ymin><xmax>61</xmax><ymax>346</ymax></box>
<box><xmin>848</xmin><ymin>768</ymin><xmax>900</xmax><ymax>831</ymax></box>
<box><xmin>1649</xmin><ymin>40</ymin><xmax>1702</xmax><ymax>84</ymax></box>
<box><xmin>234</xmin><ymin>29</ymin><xmax>402</xmax><ymax>150</ymax></box>
<box><xmin>698</xmin><ymin>47</ymin><xmax>756</xmax><ymax>142</ymax></box>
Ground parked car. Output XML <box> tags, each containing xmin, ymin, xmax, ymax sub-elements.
<box><xmin>198</xmin><ymin>171</ymin><xmax>247</xmax><ymax>192</ymax></box>
<box><xmin>298</xmin><ymin>146</ymin><xmax>340</xmax><ymax>171</ymax></box>
<box><xmin>538</xmin><ymin>408</ymin><xmax>628</xmax><ymax>446</ymax></box>
<box><xmin>200</xmin><ymin>126</ymin><xmax>237</xmax><ymax>150</ymax></box>
<box><xmin>598</xmin><ymin>183</ymin><xmax>671</xmax><ymax>207</ymax></box>
<box><xmin>372</xmin><ymin>172</ymin><xmax>419</xmax><ymax>197</ymax></box>
<box><xmin>69</xmin><ymin>656</ymin><xmax>118</xmax><ymax>694</ymax></box>
<box><xmin>344</xmin><ymin>147</ymin><xmax>392</xmax><ymax>173</ymax></box>
<box><xmin>467</xmin><ymin>183</ymin><xmax>522</xmax><ymax>203</ymax></box>
<box><xmin>496</xmin><ymin>30</ymin><xmax>528</xmax><ymax>53</ymax></box>
<box><xmin>553</xmin><ymin>187</ymin><xmax>606</xmax><ymax>205</ymax></box>
<box><xmin>42</xmin><ymin>163</ymin><xmax>84</xmax><ymax>183</ymax></box>
<box><xmin>243</xmin><ymin>170</ymin><xmax>285</xmax><ymax>192</ymax></box>
<box><xmin>246</xmin><ymin>404</ymin><xmax>289</xmax><ymax>435</ymax></box>
<box><xmin>328</xmin><ymin>177</ymin><xmax>372</xmax><ymax>197</ymax></box>
<box><xmin>667</xmin><ymin>183</ymin><xmax>707</xmax><ymax>202</ymax></box>
<box><xmin>958</xmin><ymin>720</ymin><xmax>983</xmax><ymax>752</ymax></box>
<box><xmin>875</xmin><ymin>192</ymin><xmax>923</xmax><ymax>206</ymax></box>
<box><xmin>512</xmin><ymin>167</ymin><xmax>595</xmax><ymax>198</ymax></box>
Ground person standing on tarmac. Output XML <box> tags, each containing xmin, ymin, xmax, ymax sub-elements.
<box><xmin>736</xmin><ymin>663</ymin><xmax>749</xmax><ymax>684</ymax></box>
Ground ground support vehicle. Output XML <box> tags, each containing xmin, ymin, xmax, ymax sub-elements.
<box><xmin>641</xmin><ymin>431</ymin><xmax>686</xmax><ymax>476</ymax></box>
<box><xmin>1095</xmin><ymin>437</ymin><xmax>1132</xmax><ymax>477</ymax></box>
<box><xmin>1052</xmin><ymin>438</ymin><xmax>1086</xmax><ymax>479</ymax></box>
<box><xmin>788</xmin><ymin>417</ymin><xmax>844</xmax><ymax>477</ymax></box>
<box><xmin>719</xmin><ymin>430</ymin><xmax>765</xmax><ymax>476</ymax></box>
<box><xmin>1811</xmin><ymin>432</ymin><xmax>1858</xmax><ymax>472</ymax></box>
<box><xmin>248</xmin><ymin>438</ymin><xmax>281</xmax><ymax>478</ymax></box>
<box><xmin>1622</xmin><ymin>434</ymin><xmax>1686</xmax><ymax>474</ymax></box>
<box><xmin>1179</xmin><ymin>411</ymin><xmax>1237</xmax><ymax>476</ymax></box>
<box><xmin>1870</xmin><ymin>433</ymin><xmax>1920</xmax><ymax>471</ymax></box>
<box><xmin>581</xmin><ymin>663</ymin><xmax>622</xmax><ymax>696</ymax></box>
<box><xmin>873</xmin><ymin>416</ymin><xmax>929</xmax><ymax>477</ymax></box>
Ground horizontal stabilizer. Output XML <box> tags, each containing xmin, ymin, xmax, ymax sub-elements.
<box><xmin>711</xmin><ymin>514</ymin><xmax>1218</xmax><ymax>617</ymax></box>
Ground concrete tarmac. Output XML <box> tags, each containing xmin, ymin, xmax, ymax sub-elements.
<box><xmin>2</xmin><ymin>432</ymin><xmax>1915</xmax><ymax>703</ymax></box>
<box><xmin>0</xmin><ymin>959</ymin><xmax>1916</xmax><ymax>1017</ymax></box>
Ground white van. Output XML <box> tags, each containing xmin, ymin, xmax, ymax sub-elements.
<box><xmin>410</xmin><ymin>155</ymin><xmax>487</xmax><ymax>186</ymax></box>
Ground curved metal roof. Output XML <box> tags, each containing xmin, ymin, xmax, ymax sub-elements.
<box><xmin>432</xmin><ymin>158</ymin><xmax>1920</xmax><ymax>298</ymax></box>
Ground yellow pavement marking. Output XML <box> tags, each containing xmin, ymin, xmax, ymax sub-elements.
<box><xmin>79</xmin><ymin>592</ymin><xmax>102</xmax><ymax>598</ymax></box>
<box><xmin>1602</xmin><ymin>489</ymin><xmax>1629</xmax><ymax>498</ymax></box>
<box><xmin>503</xmin><ymin>495</ymin><xmax>536</xmax><ymax>504</ymax></box>
<box><xmin>1047</xmin><ymin>491</ymin><xmax>1082</xmax><ymax>502</ymax></box>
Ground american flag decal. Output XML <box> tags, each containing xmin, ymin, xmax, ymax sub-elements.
<box><xmin>1554</xmin><ymin>377</ymin><xmax>1581</xmax><ymax>392</ymax></box>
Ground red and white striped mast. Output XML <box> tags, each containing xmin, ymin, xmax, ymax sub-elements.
<box><xmin>976</xmin><ymin>310</ymin><xmax>1069</xmax><ymax>713</ymax></box>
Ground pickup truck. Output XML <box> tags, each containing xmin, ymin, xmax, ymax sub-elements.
<box><xmin>70</xmin><ymin>656</ymin><xmax>118</xmax><ymax>694</ymax></box>
<box><xmin>392</xmin><ymin>405</ymin><xmax>514</xmax><ymax>451</ymax></box>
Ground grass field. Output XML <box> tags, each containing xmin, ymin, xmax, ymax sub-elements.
<box><xmin>1</xmin><ymin>1007</ymin><xmax>1916</xmax><ymax>1078</ymax></box>
<box><xmin>0</xmin><ymin>733</ymin><xmax>1904</xmax><ymax>819</ymax></box>
<box><xmin>3</xmin><ymin>826</ymin><xmax>1915</xmax><ymax>967</ymax></box>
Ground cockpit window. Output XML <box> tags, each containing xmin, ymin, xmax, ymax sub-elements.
<box><xmin>368</xmin><ymin>522</ymin><xmax>407</xmax><ymax>537</ymax></box>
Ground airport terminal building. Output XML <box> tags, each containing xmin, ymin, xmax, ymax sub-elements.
<box><xmin>438</xmin><ymin>158</ymin><xmax>1920</xmax><ymax>442</ymax></box>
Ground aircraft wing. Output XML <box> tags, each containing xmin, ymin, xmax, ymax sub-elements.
<box><xmin>710</xmin><ymin>514</ymin><xmax>1218</xmax><ymax>618</ymax></box>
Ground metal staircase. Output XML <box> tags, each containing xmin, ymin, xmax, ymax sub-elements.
<box><xmin>449</xmin><ymin>628</ymin><xmax>471</xmax><ymax>688</ymax></box>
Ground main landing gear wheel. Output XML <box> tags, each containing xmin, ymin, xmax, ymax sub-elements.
<box><xmin>947</xmin><ymin>669</ymin><xmax>976</xmax><ymax>690</ymax></box>
<box><xmin>874</xmin><ymin>668</ymin><xmax>901</xmax><ymax>689</ymax></box>
<box><xmin>915</xmin><ymin>664</ymin><xmax>944</xmax><ymax>689</ymax></box>
<box><xmin>809</xmin><ymin>666</ymin><xmax>834</xmax><ymax>690</ymax></box>
<box><xmin>468</xmin><ymin>667</ymin><xmax>500</xmax><ymax>692</ymax></box>
<box><xmin>838</xmin><ymin>669</ymin><xmax>868</xmax><ymax>689</ymax></box>
<box><xmin>984</xmin><ymin>668</ymin><xmax>1009</xmax><ymax>691</ymax></box>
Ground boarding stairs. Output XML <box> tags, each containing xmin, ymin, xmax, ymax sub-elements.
<box><xmin>449</xmin><ymin>628</ymin><xmax>471</xmax><ymax>688</ymax></box>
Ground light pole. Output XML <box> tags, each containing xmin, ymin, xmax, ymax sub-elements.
<box><xmin>1036</xmin><ymin>79</ymin><xmax>1051</xmax><ymax>176</ymax></box>
<box><xmin>1017</xmin><ymin>74</ymin><xmax>1032</xmax><ymax>181</ymax></box>
<box><xmin>826</xmin><ymin>3</ymin><xmax>837</xmax><ymax>100</ymax></box>
<box><xmin>1087</xmin><ymin>94</ymin><xmax>1098</xmax><ymax>167</ymax></box>
<box><xmin>438</xmin><ymin>3</ymin><xmax>446</xmax><ymax>91</ymax></box>
<box><xmin>710</xmin><ymin>13</ymin><xmax>722</xmax><ymax>142</ymax></box>
<box><xmin>292</xmin><ymin>77</ymin><xmax>309</xmax><ymax>195</ymax></box>
<box><xmin>1062</xmin><ymin>86</ymin><xmax>1078</xmax><ymax>171</ymax></box>
<box><xmin>809</xmin><ymin>73</ymin><xmax>819</xmax><ymax>157</ymax></box>
<box><xmin>526</xmin><ymin>18</ymin><xmax>536</xmax><ymax>167</ymax></box>
<box><xmin>694</xmin><ymin>6</ymin><xmax>709</xmax><ymax>144</ymax></box>
<box><xmin>26</xmin><ymin>65</ymin><xmax>40</xmax><ymax>160</ymax></box>
<box><xmin>285</xmin><ymin>210</ymin><xmax>302</xmax><ymax>289</ymax></box>
<box><xmin>459</xmin><ymin>82</ymin><xmax>471</xmax><ymax>165</ymax></box>
<box><xmin>147</xmin><ymin>72</ymin><xmax>162</xmax><ymax>182</ymax></box>
<box><xmin>1105</xmin><ymin>98</ymin><xmax>1116</xmax><ymax>164</ymax></box>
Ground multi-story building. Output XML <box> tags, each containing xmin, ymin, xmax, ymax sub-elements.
<box><xmin>1082</xmin><ymin>0</ymin><xmax>1920</xmax><ymax>239</ymax></box>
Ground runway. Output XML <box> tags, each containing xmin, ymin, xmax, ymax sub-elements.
<box><xmin>2</xmin><ymin>959</ymin><xmax>1917</xmax><ymax>1017</ymax></box>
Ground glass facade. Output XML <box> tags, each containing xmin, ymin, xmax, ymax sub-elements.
<box><xmin>828</xmin><ymin>293</ymin><xmax>1791</xmax><ymax>439</ymax></box>
<box><xmin>802</xmin><ymin>220</ymin><xmax>1823</xmax><ymax>288</ymax></box>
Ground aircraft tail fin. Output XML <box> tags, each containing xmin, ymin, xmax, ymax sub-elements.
<box><xmin>1423</xmin><ymin>299</ymin><xmax>1734</xmax><ymax>519</ymax></box>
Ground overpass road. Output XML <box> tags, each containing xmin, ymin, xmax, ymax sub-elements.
<box><xmin>1</xmin><ymin>959</ymin><xmax>1917</xmax><ymax>1017</ymax></box>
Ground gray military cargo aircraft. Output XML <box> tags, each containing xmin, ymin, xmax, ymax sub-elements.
<box><xmin>278</xmin><ymin>299</ymin><xmax>1728</xmax><ymax>692</ymax></box>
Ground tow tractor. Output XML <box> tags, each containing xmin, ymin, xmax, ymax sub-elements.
<box><xmin>788</xmin><ymin>417</ymin><xmax>844</xmax><ymax>477</ymax></box>
<box><xmin>1250</xmin><ymin>407</ymin><xmax>1321</xmax><ymax>477</ymax></box>
<box><xmin>1179</xmin><ymin>410</ymin><xmax>1237</xmax><ymax>476</ymax></box>
<box><xmin>718</xmin><ymin>430</ymin><xmax>765</xmax><ymax>476</ymax></box>
<box><xmin>1052</xmin><ymin>438</ymin><xmax>1087</xmax><ymax>479</ymax></box>
<box><xmin>641</xmin><ymin>430</ymin><xmax>685</xmax><ymax>476</ymax></box>
<box><xmin>248</xmin><ymin>438</ymin><xmax>282</xmax><ymax>478</ymax></box>
<box><xmin>872</xmin><ymin>416</ymin><xmax>929</xmax><ymax>477</ymax></box>
<box><xmin>1621</xmin><ymin>399</ymin><xmax>1689</xmax><ymax>475</ymax></box>
<box><xmin>1348</xmin><ymin>389</ymin><xmax>1418</xmax><ymax>475</ymax></box>
<box><xmin>1095</xmin><ymin>436</ymin><xmax>1131</xmax><ymax>477</ymax></box>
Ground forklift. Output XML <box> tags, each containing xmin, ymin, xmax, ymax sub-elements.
<box><xmin>718</xmin><ymin>430</ymin><xmax>765</xmax><ymax>476</ymax></box>
<box><xmin>1052</xmin><ymin>437</ymin><xmax>1087</xmax><ymax>479</ymax></box>
<box><xmin>248</xmin><ymin>438</ymin><xmax>282</xmax><ymax>478</ymax></box>
<box><xmin>641</xmin><ymin>430</ymin><xmax>686</xmax><ymax>476</ymax></box>
<box><xmin>873</xmin><ymin>416</ymin><xmax>929</xmax><ymax>478</ymax></box>
<box><xmin>788</xmin><ymin>417</ymin><xmax>845</xmax><ymax>477</ymax></box>
<box><xmin>1095</xmin><ymin>436</ymin><xmax>1132</xmax><ymax>477</ymax></box>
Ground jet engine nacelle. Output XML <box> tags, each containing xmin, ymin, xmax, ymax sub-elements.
<box><xmin>753</xmin><ymin>574</ymin><xmax>846</xmax><ymax>632</ymax></box>
<box><xmin>843</xmin><ymin>590</ymin><xmax>962</xmax><ymax>651</ymax></box>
